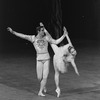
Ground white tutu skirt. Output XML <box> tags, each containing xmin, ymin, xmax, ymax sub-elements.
<box><xmin>53</xmin><ymin>55</ymin><xmax>69</xmax><ymax>73</ymax></box>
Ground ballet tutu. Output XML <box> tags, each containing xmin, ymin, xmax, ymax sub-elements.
<box><xmin>54</xmin><ymin>55</ymin><xmax>69</xmax><ymax>73</ymax></box>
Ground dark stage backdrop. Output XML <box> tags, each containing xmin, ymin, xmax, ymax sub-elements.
<box><xmin>0</xmin><ymin>0</ymin><xmax>100</xmax><ymax>54</ymax></box>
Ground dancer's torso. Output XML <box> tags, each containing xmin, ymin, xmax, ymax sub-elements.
<box><xmin>51</xmin><ymin>44</ymin><xmax>70</xmax><ymax>57</ymax></box>
<box><xmin>33</xmin><ymin>36</ymin><xmax>50</xmax><ymax>60</ymax></box>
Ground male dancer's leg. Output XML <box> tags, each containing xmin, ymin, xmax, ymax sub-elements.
<box><xmin>53</xmin><ymin>55</ymin><xmax>60</xmax><ymax>97</ymax></box>
<box><xmin>36</xmin><ymin>60</ymin><xmax>45</xmax><ymax>96</ymax></box>
<box><xmin>38</xmin><ymin>60</ymin><xmax>50</xmax><ymax>96</ymax></box>
<box><xmin>43</xmin><ymin>60</ymin><xmax>50</xmax><ymax>93</ymax></box>
<box><xmin>36</xmin><ymin>60</ymin><xmax>43</xmax><ymax>81</ymax></box>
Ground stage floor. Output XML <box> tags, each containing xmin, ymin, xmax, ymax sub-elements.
<box><xmin>0</xmin><ymin>44</ymin><xmax>100</xmax><ymax>100</ymax></box>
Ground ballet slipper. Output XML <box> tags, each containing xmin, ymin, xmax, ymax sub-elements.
<box><xmin>55</xmin><ymin>88</ymin><xmax>61</xmax><ymax>97</ymax></box>
<box><xmin>38</xmin><ymin>92</ymin><xmax>45</xmax><ymax>97</ymax></box>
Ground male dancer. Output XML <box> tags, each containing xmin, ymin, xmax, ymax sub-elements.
<box><xmin>50</xmin><ymin>27</ymin><xmax>79</xmax><ymax>97</ymax></box>
<box><xmin>7</xmin><ymin>23</ymin><xmax>66</xmax><ymax>96</ymax></box>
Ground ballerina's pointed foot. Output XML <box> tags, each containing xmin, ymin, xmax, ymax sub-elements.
<box><xmin>38</xmin><ymin>92</ymin><xmax>45</xmax><ymax>97</ymax></box>
<box><xmin>55</xmin><ymin>88</ymin><xmax>61</xmax><ymax>97</ymax></box>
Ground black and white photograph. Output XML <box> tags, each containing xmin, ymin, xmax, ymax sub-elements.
<box><xmin>0</xmin><ymin>0</ymin><xmax>100</xmax><ymax>100</ymax></box>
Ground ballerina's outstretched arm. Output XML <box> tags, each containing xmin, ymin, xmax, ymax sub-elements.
<box><xmin>63</xmin><ymin>26</ymin><xmax>73</xmax><ymax>47</ymax></box>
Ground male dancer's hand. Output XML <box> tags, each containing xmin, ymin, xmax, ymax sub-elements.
<box><xmin>7</xmin><ymin>27</ymin><xmax>13</xmax><ymax>33</ymax></box>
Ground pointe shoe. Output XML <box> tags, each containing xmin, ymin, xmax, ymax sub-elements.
<box><xmin>55</xmin><ymin>88</ymin><xmax>61</xmax><ymax>97</ymax></box>
<box><xmin>38</xmin><ymin>92</ymin><xmax>45</xmax><ymax>97</ymax></box>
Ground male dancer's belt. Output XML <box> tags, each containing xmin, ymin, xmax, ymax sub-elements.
<box><xmin>37</xmin><ymin>52</ymin><xmax>48</xmax><ymax>54</ymax></box>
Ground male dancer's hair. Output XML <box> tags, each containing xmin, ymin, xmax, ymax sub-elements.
<box><xmin>36</xmin><ymin>26</ymin><xmax>44</xmax><ymax>32</ymax></box>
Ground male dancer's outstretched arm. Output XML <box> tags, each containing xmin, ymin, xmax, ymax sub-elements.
<box><xmin>7</xmin><ymin>27</ymin><xmax>34</xmax><ymax>42</ymax></box>
<box><xmin>40</xmin><ymin>22</ymin><xmax>66</xmax><ymax>44</ymax></box>
<box><xmin>44</xmin><ymin>26</ymin><xmax>66</xmax><ymax>44</ymax></box>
